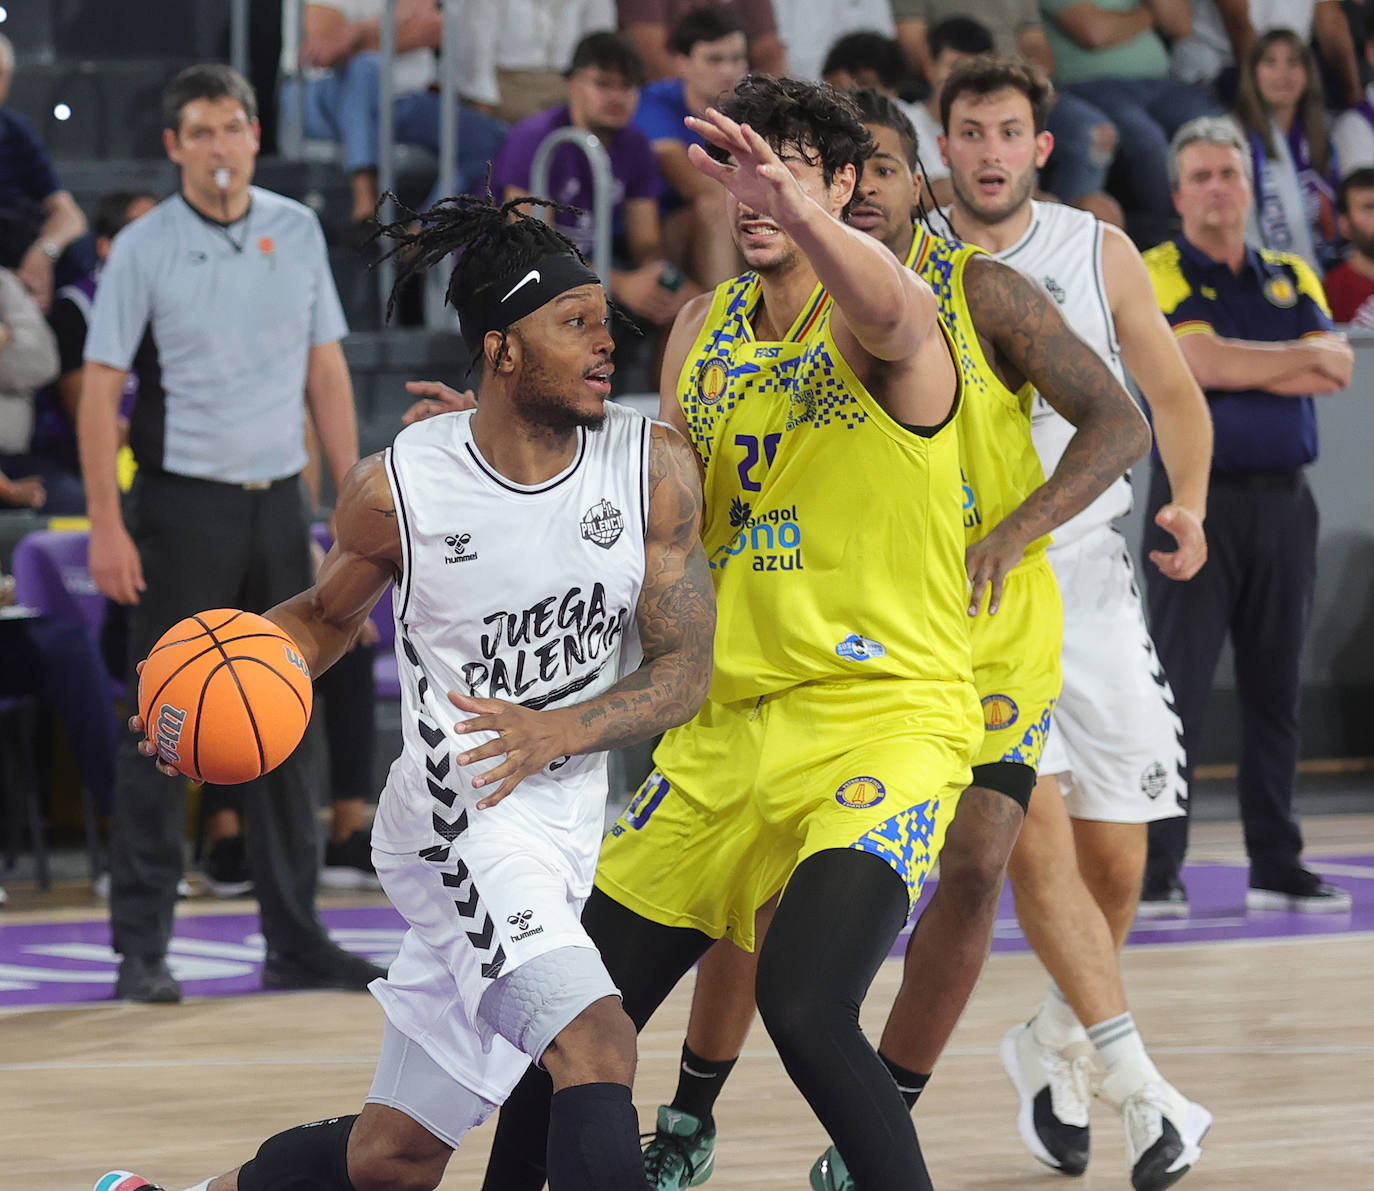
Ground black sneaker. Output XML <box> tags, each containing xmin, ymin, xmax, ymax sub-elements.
<box><xmin>1246</xmin><ymin>867</ymin><xmax>1352</xmax><ymax>913</ymax></box>
<box><xmin>115</xmin><ymin>955</ymin><xmax>182</xmax><ymax>1003</ymax></box>
<box><xmin>321</xmin><ymin>828</ymin><xmax>381</xmax><ymax>890</ymax></box>
<box><xmin>1137</xmin><ymin>874</ymin><xmax>1189</xmax><ymax>920</ymax></box>
<box><xmin>203</xmin><ymin>835</ymin><xmax>254</xmax><ymax>898</ymax></box>
<box><xmin>262</xmin><ymin>943</ymin><xmax>386</xmax><ymax>991</ymax></box>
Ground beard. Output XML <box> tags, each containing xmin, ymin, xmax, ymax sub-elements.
<box><xmin>512</xmin><ymin>349</ymin><xmax>607</xmax><ymax>434</ymax></box>
<box><xmin>949</xmin><ymin>164</ymin><xmax>1036</xmax><ymax>227</ymax></box>
<box><xmin>1350</xmin><ymin>227</ymin><xmax>1374</xmax><ymax>260</ymax></box>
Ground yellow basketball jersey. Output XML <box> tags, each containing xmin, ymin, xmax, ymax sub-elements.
<box><xmin>904</xmin><ymin>226</ymin><xmax>1048</xmax><ymax>560</ymax></box>
<box><xmin>677</xmin><ymin>272</ymin><xmax>974</xmax><ymax>705</ymax></box>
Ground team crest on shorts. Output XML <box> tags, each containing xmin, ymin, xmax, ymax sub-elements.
<box><xmin>836</xmin><ymin>776</ymin><xmax>886</xmax><ymax>809</ymax></box>
<box><xmin>696</xmin><ymin>357</ymin><xmax>729</xmax><ymax>405</ymax></box>
<box><xmin>1140</xmin><ymin>761</ymin><xmax>1168</xmax><ymax>800</ymax></box>
<box><xmin>981</xmin><ymin>693</ymin><xmax>1019</xmax><ymax>730</ymax></box>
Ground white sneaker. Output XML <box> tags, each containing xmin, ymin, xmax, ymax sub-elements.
<box><xmin>1101</xmin><ymin>1070</ymin><xmax>1212</xmax><ymax>1191</ymax></box>
<box><xmin>1000</xmin><ymin>1019</ymin><xmax>1095</xmax><ymax>1175</ymax></box>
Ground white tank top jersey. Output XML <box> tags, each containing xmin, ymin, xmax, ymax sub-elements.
<box><xmin>946</xmin><ymin>199</ymin><xmax>1133</xmax><ymax>545</ymax></box>
<box><xmin>373</xmin><ymin>403</ymin><xmax>652</xmax><ymax>894</ymax></box>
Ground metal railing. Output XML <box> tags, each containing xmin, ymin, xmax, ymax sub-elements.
<box><xmin>271</xmin><ymin>0</ymin><xmax>464</xmax><ymax>324</ymax></box>
<box><xmin>529</xmin><ymin>128</ymin><xmax>614</xmax><ymax>282</ymax></box>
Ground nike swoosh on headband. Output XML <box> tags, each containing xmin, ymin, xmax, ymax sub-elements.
<box><xmin>501</xmin><ymin>269</ymin><xmax>541</xmax><ymax>302</ymax></box>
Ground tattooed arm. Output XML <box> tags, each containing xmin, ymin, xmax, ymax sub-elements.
<box><xmin>267</xmin><ymin>452</ymin><xmax>401</xmax><ymax>675</ymax></box>
<box><xmin>453</xmin><ymin>422</ymin><xmax>715</xmax><ymax>806</ymax></box>
<box><xmin>961</xmin><ymin>254</ymin><xmax>1150</xmax><ymax>613</ymax></box>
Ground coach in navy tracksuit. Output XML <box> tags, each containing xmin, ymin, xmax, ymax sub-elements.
<box><xmin>1139</xmin><ymin>117</ymin><xmax>1353</xmax><ymax>917</ymax></box>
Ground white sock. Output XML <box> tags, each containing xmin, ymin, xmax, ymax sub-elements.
<box><xmin>1087</xmin><ymin>1011</ymin><xmax>1158</xmax><ymax>1081</ymax></box>
<box><xmin>1033</xmin><ymin>982</ymin><xmax>1089</xmax><ymax>1046</ymax></box>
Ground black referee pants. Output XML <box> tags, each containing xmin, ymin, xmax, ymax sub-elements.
<box><xmin>109</xmin><ymin>471</ymin><xmax>330</xmax><ymax>962</ymax></box>
<box><xmin>1142</xmin><ymin>465</ymin><xmax>1315</xmax><ymax>888</ymax></box>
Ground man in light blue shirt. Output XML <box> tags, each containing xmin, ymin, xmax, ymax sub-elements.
<box><xmin>78</xmin><ymin>63</ymin><xmax>377</xmax><ymax>1004</ymax></box>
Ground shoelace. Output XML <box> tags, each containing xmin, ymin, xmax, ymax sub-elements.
<box><xmin>641</xmin><ymin>1130</ymin><xmax>699</xmax><ymax>1184</ymax></box>
<box><xmin>1121</xmin><ymin>1085</ymin><xmax>1173</xmax><ymax>1156</ymax></box>
<box><xmin>1043</xmin><ymin>1045</ymin><xmax>1096</xmax><ymax>1127</ymax></box>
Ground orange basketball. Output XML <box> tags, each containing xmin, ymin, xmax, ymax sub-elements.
<box><xmin>137</xmin><ymin>609</ymin><xmax>313</xmax><ymax>785</ymax></box>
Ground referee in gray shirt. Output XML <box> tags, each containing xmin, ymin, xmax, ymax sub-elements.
<box><xmin>78</xmin><ymin>64</ymin><xmax>381</xmax><ymax>1003</ymax></box>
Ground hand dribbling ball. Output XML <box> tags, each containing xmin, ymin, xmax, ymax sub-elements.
<box><xmin>138</xmin><ymin>609</ymin><xmax>313</xmax><ymax>784</ymax></box>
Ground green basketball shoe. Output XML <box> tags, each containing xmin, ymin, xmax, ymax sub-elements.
<box><xmin>642</xmin><ymin>1105</ymin><xmax>717</xmax><ymax>1189</ymax></box>
<box><xmin>810</xmin><ymin>1145</ymin><xmax>854</xmax><ymax>1191</ymax></box>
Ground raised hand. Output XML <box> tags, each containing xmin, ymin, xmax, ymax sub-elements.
<box><xmin>685</xmin><ymin>107</ymin><xmax>815</xmax><ymax>231</ymax></box>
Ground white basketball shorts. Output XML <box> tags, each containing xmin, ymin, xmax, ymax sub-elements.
<box><xmin>1039</xmin><ymin>525</ymin><xmax>1187</xmax><ymax>823</ymax></box>
<box><xmin>368</xmin><ymin>837</ymin><xmax>619</xmax><ymax>1107</ymax></box>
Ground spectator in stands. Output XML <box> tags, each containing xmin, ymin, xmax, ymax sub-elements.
<box><xmin>632</xmin><ymin>6</ymin><xmax>749</xmax><ymax>288</ymax></box>
<box><xmin>1140</xmin><ymin>116</ymin><xmax>1353</xmax><ymax>916</ymax></box>
<box><xmin>0</xmin><ymin>34</ymin><xmax>93</xmax><ymax>312</ymax></box>
<box><xmin>836</xmin><ymin>21</ymin><xmax>983</xmax><ymax>209</ymax></box>
<box><xmin>1331</xmin><ymin>7</ymin><xmax>1374</xmax><ymax>175</ymax></box>
<box><xmin>822</xmin><ymin>30</ymin><xmax>911</xmax><ymax>98</ymax></box>
<box><xmin>19</xmin><ymin>191</ymin><xmax>157</xmax><ymax>518</ymax></box>
<box><xmin>76</xmin><ymin>64</ymin><xmax>379</xmax><ymax>1003</ymax></box>
<box><xmin>619</xmin><ymin>0</ymin><xmax>786</xmax><ymax>79</ymax></box>
<box><xmin>485</xmin><ymin>0</ymin><xmax>619</xmax><ymax>124</ymax></box>
<box><xmin>769</xmin><ymin>0</ymin><xmax>897</xmax><ymax>82</ymax></box>
<box><xmin>493</xmin><ymin>31</ymin><xmax>697</xmax><ymax>327</ymax></box>
<box><xmin>1172</xmin><ymin>1</ymin><xmax>1361</xmax><ymax>109</ymax></box>
<box><xmin>0</xmin><ymin>263</ymin><xmax>59</xmax><ymax>501</ymax></box>
<box><xmin>284</xmin><ymin>0</ymin><xmax>508</xmax><ymax>227</ymax></box>
<box><xmin>891</xmin><ymin>0</ymin><xmax>1055</xmax><ymax>78</ymax></box>
<box><xmin>1231</xmin><ymin>28</ymin><xmax>1342</xmax><ymax>273</ymax></box>
<box><xmin>1040</xmin><ymin>0</ymin><xmax>1220</xmax><ymax>245</ymax></box>
<box><xmin>1323</xmin><ymin>167</ymin><xmax>1374</xmax><ymax>324</ymax></box>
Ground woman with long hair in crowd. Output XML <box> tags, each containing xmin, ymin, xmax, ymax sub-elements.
<box><xmin>1232</xmin><ymin>27</ymin><xmax>1342</xmax><ymax>272</ymax></box>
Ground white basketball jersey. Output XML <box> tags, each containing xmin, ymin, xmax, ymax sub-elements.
<box><xmin>990</xmin><ymin>201</ymin><xmax>1132</xmax><ymax>545</ymax></box>
<box><xmin>374</xmin><ymin>403</ymin><xmax>652</xmax><ymax>894</ymax></box>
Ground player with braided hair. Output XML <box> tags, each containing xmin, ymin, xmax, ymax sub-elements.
<box><xmin>93</xmin><ymin>191</ymin><xmax>716</xmax><ymax>1191</ymax></box>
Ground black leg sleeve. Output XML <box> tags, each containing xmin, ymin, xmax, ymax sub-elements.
<box><xmin>481</xmin><ymin>887</ymin><xmax>714</xmax><ymax>1191</ymax></box>
<box><xmin>756</xmin><ymin>848</ymin><xmax>927</xmax><ymax>1191</ymax></box>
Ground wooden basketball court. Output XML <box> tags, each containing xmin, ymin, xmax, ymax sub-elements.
<box><xmin>3</xmin><ymin>815</ymin><xmax>1371</xmax><ymax>1189</ymax></box>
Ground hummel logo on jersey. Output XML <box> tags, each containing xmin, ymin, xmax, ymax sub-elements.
<box><xmin>507</xmin><ymin>908</ymin><xmax>544</xmax><ymax>941</ymax></box>
<box><xmin>444</xmin><ymin>532</ymin><xmax>477</xmax><ymax>564</ymax></box>
<box><xmin>501</xmin><ymin>269</ymin><xmax>541</xmax><ymax>303</ymax></box>
<box><xmin>580</xmin><ymin>499</ymin><xmax>624</xmax><ymax>549</ymax></box>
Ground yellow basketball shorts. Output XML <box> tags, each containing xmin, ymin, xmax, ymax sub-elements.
<box><xmin>969</xmin><ymin>553</ymin><xmax>1063</xmax><ymax>772</ymax></box>
<box><xmin>595</xmin><ymin>676</ymin><xmax>980</xmax><ymax>951</ymax></box>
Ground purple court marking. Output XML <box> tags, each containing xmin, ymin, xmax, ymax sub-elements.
<box><xmin>0</xmin><ymin>858</ymin><xmax>1370</xmax><ymax>1009</ymax></box>
<box><xmin>896</xmin><ymin>855</ymin><xmax>1374</xmax><ymax>958</ymax></box>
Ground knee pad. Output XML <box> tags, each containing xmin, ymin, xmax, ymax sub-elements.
<box><xmin>478</xmin><ymin>945</ymin><xmax>619</xmax><ymax>1066</ymax></box>
<box><xmin>238</xmin><ymin>1114</ymin><xmax>357</xmax><ymax>1191</ymax></box>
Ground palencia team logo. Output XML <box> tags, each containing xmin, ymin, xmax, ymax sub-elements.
<box><xmin>580</xmin><ymin>499</ymin><xmax>624</xmax><ymax>549</ymax></box>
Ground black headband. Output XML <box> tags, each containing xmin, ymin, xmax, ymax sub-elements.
<box><xmin>457</xmin><ymin>253</ymin><xmax>603</xmax><ymax>358</ymax></box>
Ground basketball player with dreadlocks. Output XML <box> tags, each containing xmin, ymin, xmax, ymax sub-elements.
<box><xmin>93</xmin><ymin>193</ymin><xmax>715</xmax><ymax>1191</ymax></box>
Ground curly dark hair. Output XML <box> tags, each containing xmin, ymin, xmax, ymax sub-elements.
<box><xmin>938</xmin><ymin>56</ymin><xmax>1054</xmax><ymax>135</ymax></box>
<box><xmin>712</xmin><ymin>74</ymin><xmax>875</xmax><ymax>190</ymax></box>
